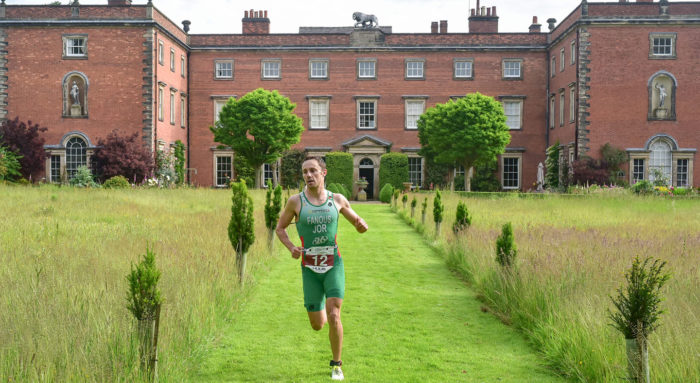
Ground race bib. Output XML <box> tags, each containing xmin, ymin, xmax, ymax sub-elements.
<box><xmin>303</xmin><ymin>246</ymin><xmax>335</xmax><ymax>273</ymax></box>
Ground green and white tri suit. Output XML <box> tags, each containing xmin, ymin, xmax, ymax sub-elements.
<box><xmin>296</xmin><ymin>190</ymin><xmax>345</xmax><ymax>312</ymax></box>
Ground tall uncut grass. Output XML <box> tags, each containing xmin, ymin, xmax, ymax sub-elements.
<box><xmin>0</xmin><ymin>185</ymin><xmax>278</xmax><ymax>382</ymax></box>
<box><xmin>397</xmin><ymin>191</ymin><xmax>699</xmax><ymax>382</ymax></box>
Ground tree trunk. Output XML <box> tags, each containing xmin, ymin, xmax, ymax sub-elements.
<box><xmin>402</xmin><ymin>201</ymin><xmax>406</xmax><ymax>210</ymax></box>
<box><xmin>137</xmin><ymin>305</ymin><xmax>160</xmax><ymax>383</ymax></box>
<box><xmin>465</xmin><ymin>166</ymin><xmax>473</xmax><ymax>192</ymax></box>
<box><xmin>268</xmin><ymin>228</ymin><xmax>276</xmax><ymax>252</ymax></box>
<box><xmin>422</xmin><ymin>212</ymin><xmax>426</xmax><ymax>226</ymax></box>
<box><xmin>435</xmin><ymin>221</ymin><xmax>441</xmax><ymax>237</ymax></box>
<box><xmin>254</xmin><ymin>166</ymin><xmax>263</xmax><ymax>188</ymax></box>
<box><xmin>411</xmin><ymin>206</ymin><xmax>415</xmax><ymax>218</ymax></box>
<box><xmin>272</xmin><ymin>161</ymin><xmax>279</xmax><ymax>188</ymax></box>
<box><xmin>626</xmin><ymin>338</ymin><xmax>650</xmax><ymax>383</ymax></box>
<box><xmin>449</xmin><ymin>167</ymin><xmax>455</xmax><ymax>192</ymax></box>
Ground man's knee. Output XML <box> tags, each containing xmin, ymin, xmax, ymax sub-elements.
<box><xmin>327</xmin><ymin>309</ymin><xmax>341</xmax><ymax>326</ymax></box>
<box><xmin>310</xmin><ymin>320</ymin><xmax>325</xmax><ymax>331</ymax></box>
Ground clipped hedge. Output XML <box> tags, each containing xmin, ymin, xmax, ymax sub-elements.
<box><xmin>379</xmin><ymin>152</ymin><xmax>409</xmax><ymax>190</ymax></box>
<box><xmin>327</xmin><ymin>183</ymin><xmax>349</xmax><ymax>199</ymax></box>
<box><xmin>103</xmin><ymin>175</ymin><xmax>130</xmax><ymax>189</ymax></box>
<box><xmin>325</xmin><ymin>152</ymin><xmax>353</xmax><ymax>195</ymax></box>
<box><xmin>379</xmin><ymin>183</ymin><xmax>394</xmax><ymax>203</ymax></box>
<box><xmin>280</xmin><ymin>149</ymin><xmax>304</xmax><ymax>189</ymax></box>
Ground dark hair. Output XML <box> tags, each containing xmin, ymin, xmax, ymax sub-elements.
<box><xmin>303</xmin><ymin>156</ymin><xmax>326</xmax><ymax>170</ymax></box>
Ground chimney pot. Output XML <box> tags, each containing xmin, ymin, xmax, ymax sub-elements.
<box><xmin>431</xmin><ymin>21</ymin><xmax>438</xmax><ymax>34</ymax></box>
<box><xmin>470</xmin><ymin>9</ymin><xmax>475</xmax><ymax>16</ymax></box>
<box><xmin>476</xmin><ymin>0</ymin><xmax>480</xmax><ymax>15</ymax></box>
<box><xmin>439</xmin><ymin>20</ymin><xmax>448</xmax><ymax>34</ymax></box>
<box><xmin>492</xmin><ymin>6</ymin><xmax>497</xmax><ymax>16</ymax></box>
<box><xmin>533</xmin><ymin>16</ymin><xmax>537</xmax><ymax>23</ymax></box>
<box><xmin>182</xmin><ymin>19</ymin><xmax>191</xmax><ymax>33</ymax></box>
<box><xmin>487</xmin><ymin>8</ymin><xmax>491</xmax><ymax>16</ymax></box>
<box><xmin>264</xmin><ymin>10</ymin><xmax>267</xmax><ymax>18</ymax></box>
<box><xmin>244</xmin><ymin>10</ymin><xmax>248</xmax><ymax>18</ymax></box>
<box><xmin>547</xmin><ymin>18</ymin><xmax>557</xmax><ymax>31</ymax></box>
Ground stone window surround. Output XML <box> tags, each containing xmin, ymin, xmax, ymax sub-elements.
<box><xmin>158</xmin><ymin>39</ymin><xmax>164</xmax><ymax>65</ymax></box>
<box><xmin>402</xmin><ymin>95</ymin><xmax>428</xmax><ymax>131</ymax></box>
<box><xmin>211</xmin><ymin>95</ymin><xmax>236</xmax><ymax>123</ymax></box>
<box><xmin>180</xmin><ymin>93</ymin><xmax>187</xmax><ymax>128</ymax></box>
<box><xmin>308</xmin><ymin>58</ymin><xmax>329</xmax><ymax>80</ymax></box>
<box><xmin>502</xmin><ymin>58</ymin><xmax>523</xmax><ymax>80</ymax></box>
<box><xmin>356</xmin><ymin>58</ymin><xmax>377</xmax><ymax>80</ymax></box>
<box><xmin>569</xmin><ymin>83</ymin><xmax>576</xmax><ymax>123</ymax></box>
<box><xmin>627</xmin><ymin>135</ymin><xmax>695</xmax><ymax>186</ymax></box>
<box><xmin>157</xmin><ymin>82</ymin><xmax>166</xmax><ymax>121</ymax></box>
<box><xmin>169</xmin><ymin>87</ymin><xmax>177</xmax><ymax>125</ymax></box>
<box><xmin>559</xmin><ymin>89</ymin><xmax>565</xmax><ymax>127</ymax></box>
<box><xmin>261</xmin><ymin>58</ymin><xmax>282</xmax><ymax>80</ymax></box>
<box><xmin>560</xmin><ymin>48</ymin><xmax>565</xmax><ymax>72</ymax></box>
<box><xmin>354</xmin><ymin>95</ymin><xmax>380</xmax><ymax>130</ymax></box>
<box><xmin>181</xmin><ymin>55</ymin><xmax>186</xmax><ymax>77</ymax></box>
<box><xmin>62</xmin><ymin>34</ymin><xmax>87</xmax><ymax>60</ymax></box>
<box><xmin>405</xmin><ymin>58</ymin><xmax>426</xmax><ymax>80</ymax></box>
<box><xmin>44</xmin><ymin>132</ymin><xmax>94</xmax><ymax>183</ymax></box>
<box><xmin>570</xmin><ymin>40</ymin><xmax>576</xmax><ymax>65</ymax></box>
<box><xmin>551</xmin><ymin>56</ymin><xmax>556</xmax><ymax>77</ymax></box>
<box><xmin>498</xmin><ymin>95</ymin><xmax>525</xmax><ymax>131</ymax></box>
<box><xmin>453</xmin><ymin>58</ymin><xmax>474</xmax><ymax>80</ymax></box>
<box><xmin>306</xmin><ymin>95</ymin><xmax>332</xmax><ymax>130</ymax></box>
<box><xmin>212</xmin><ymin>148</ymin><xmax>234</xmax><ymax>188</ymax></box>
<box><xmin>649</xmin><ymin>32</ymin><xmax>677</xmax><ymax>59</ymax></box>
<box><xmin>169</xmin><ymin>48</ymin><xmax>175</xmax><ymax>72</ymax></box>
<box><xmin>214</xmin><ymin>59</ymin><xmax>234</xmax><ymax>80</ymax></box>
<box><xmin>549</xmin><ymin>94</ymin><xmax>555</xmax><ymax>129</ymax></box>
<box><xmin>500</xmin><ymin>151</ymin><xmax>523</xmax><ymax>190</ymax></box>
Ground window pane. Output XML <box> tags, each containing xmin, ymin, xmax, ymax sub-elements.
<box><xmin>181</xmin><ymin>98</ymin><xmax>186</xmax><ymax>127</ymax></box>
<box><xmin>66</xmin><ymin>137</ymin><xmax>87</xmax><ymax>180</ymax></box>
<box><xmin>67</xmin><ymin>38</ymin><xmax>85</xmax><ymax>56</ymax></box>
<box><xmin>214</xmin><ymin>100</ymin><xmax>226</xmax><ymax>122</ymax></box>
<box><xmin>633</xmin><ymin>159</ymin><xmax>645</xmax><ymax>183</ymax></box>
<box><xmin>310</xmin><ymin>100</ymin><xmax>328</xmax><ymax>129</ymax></box>
<box><xmin>504</xmin><ymin>61</ymin><xmax>521</xmax><ymax>78</ymax></box>
<box><xmin>649</xmin><ymin>141</ymin><xmax>672</xmax><ymax>185</ymax></box>
<box><xmin>263</xmin><ymin>61</ymin><xmax>280</xmax><ymax>78</ymax></box>
<box><xmin>503</xmin><ymin>157</ymin><xmax>519</xmax><ymax>188</ymax></box>
<box><xmin>359</xmin><ymin>101</ymin><xmax>375</xmax><ymax>128</ymax></box>
<box><xmin>215</xmin><ymin>62</ymin><xmax>232</xmax><ymax>78</ymax></box>
<box><xmin>406</xmin><ymin>61</ymin><xmax>423</xmax><ymax>78</ymax></box>
<box><xmin>406</xmin><ymin>100</ymin><xmax>423</xmax><ymax>129</ymax></box>
<box><xmin>310</xmin><ymin>61</ymin><xmax>327</xmax><ymax>78</ymax></box>
<box><xmin>51</xmin><ymin>155</ymin><xmax>61</xmax><ymax>183</ymax></box>
<box><xmin>454</xmin><ymin>61</ymin><xmax>472</xmax><ymax>78</ymax></box>
<box><xmin>263</xmin><ymin>163</ymin><xmax>279</xmax><ymax>185</ymax></box>
<box><xmin>560</xmin><ymin>94</ymin><xmax>565</xmax><ymax>125</ymax></box>
<box><xmin>170</xmin><ymin>93</ymin><xmax>175</xmax><ymax>123</ymax></box>
<box><xmin>676</xmin><ymin>159</ymin><xmax>688</xmax><ymax>187</ymax></box>
<box><xmin>358</xmin><ymin>61</ymin><xmax>375</xmax><ymax>78</ymax></box>
<box><xmin>653</xmin><ymin>37</ymin><xmax>672</xmax><ymax>55</ymax></box>
<box><xmin>158</xmin><ymin>88</ymin><xmax>163</xmax><ymax>120</ymax></box>
<box><xmin>216</xmin><ymin>156</ymin><xmax>232</xmax><ymax>187</ymax></box>
<box><xmin>503</xmin><ymin>101</ymin><xmax>520</xmax><ymax>130</ymax></box>
<box><xmin>570</xmin><ymin>88</ymin><xmax>576</xmax><ymax>122</ymax></box>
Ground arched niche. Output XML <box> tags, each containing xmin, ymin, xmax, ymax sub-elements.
<box><xmin>647</xmin><ymin>71</ymin><xmax>676</xmax><ymax>120</ymax></box>
<box><xmin>63</xmin><ymin>71</ymin><xmax>89</xmax><ymax>118</ymax></box>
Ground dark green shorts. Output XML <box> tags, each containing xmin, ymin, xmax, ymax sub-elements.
<box><xmin>301</xmin><ymin>256</ymin><xmax>345</xmax><ymax>312</ymax></box>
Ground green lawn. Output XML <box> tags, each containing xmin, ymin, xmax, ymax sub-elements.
<box><xmin>190</xmin><ymin>205</ymin><xmax>565</xmax><ymax>382</ymax></box>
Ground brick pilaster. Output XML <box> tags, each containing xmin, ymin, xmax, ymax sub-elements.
<box><xmin>142</xmin><ymin>28</ymin><xmax>154</xmax><ymax>151</ymax></box>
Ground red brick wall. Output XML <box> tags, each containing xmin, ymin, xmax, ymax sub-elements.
<box><xmin>153</xmin><ymin>29</ymin><xmax>188</xmax><ymax>151</ymax></box>
<box><xmin>548</xmin><ymin>27</ymin><xmax>578</xmax><ymax>150</ymax></box>
<box><xmin>468</xmin><ymin>19</ymin><xmax>498</xmax><ymax>33</ymax></box>
<box><xmin>188</xmin><ymin>49</ymin><xmax>547</xmax><ymax>188</ymax></box>
<box><xmin>586</xmin><ymin>25</ymin><xmax>699</xmax><ymax>184</ymax></box>
<box><xmin>6</xmin><ymin>5</ymin><xmax>148</xmax><ymax>19</ymax></box>
<box><xmin>6</xmin><ymin>26</ymin><xmax>146</xmax><ymax>153</ymax></box>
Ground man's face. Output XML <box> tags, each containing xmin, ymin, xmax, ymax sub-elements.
<box><xmin>302</xmin><ymin>160</ymin><xmax>326</xmax><ymax>188</ymax></box>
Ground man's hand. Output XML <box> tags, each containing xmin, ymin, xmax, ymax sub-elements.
<box><xmin>290</xmin><ymin>246</ymin><xmax>304</xmax><ymax>259</ymax></box>
<box><xmin>354</xmin><ymin>216</ymin><xmax>368</xmax><ymax>233</ymax></box>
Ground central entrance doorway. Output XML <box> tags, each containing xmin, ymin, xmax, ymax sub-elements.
<box><xmin>358</xmin><ymin>158</ymin><xmax>375</xmax><ymax>199</ymax></box>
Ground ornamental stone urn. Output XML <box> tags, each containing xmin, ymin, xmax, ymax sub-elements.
<box><xmin>402</xmin><ymin>182</ymin><xmax>412</xmax><ymax>193</ymax></box>
<box><xmin>356</xmin><ymin>179</ymin><xmax>369</xmax><ymax>201</ymax></box>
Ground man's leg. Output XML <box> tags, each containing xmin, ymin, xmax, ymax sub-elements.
<box><xmin>307</xmin><ymin>309</ymin><xmax>327</xmax><ymax>331</ymax></box>
<box><xmin>302</xmin><ymin>267</ymin><xmax>326</xmax><ymax>330</ymax></box>
<box><xmin>326</xmin><ymin>297</ymin><xmax>343</xmax><ymax>362</ymax></box>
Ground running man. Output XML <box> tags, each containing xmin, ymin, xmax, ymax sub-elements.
<box><xmin>276</xmin><ymin>156</ymin><xmax>368</xmax><ymax>381</ymax></box>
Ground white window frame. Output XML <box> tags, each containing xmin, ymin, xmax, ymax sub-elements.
<box><xmin>262</xmin><ymin>162</ymin><xmax>280</xmax><ymax>187</ymax></box>
<box><xmin>170</xmin><ymin>91</ymin><xmax>176</xmax><ymax>125</ymax></box>
<box><xmin>630</xmin><ymin>157</ymin><xmax>646</xmax><ymax>184</ymax></box>
<box><xmin>309</xmin><ymin>59</ymin><xmax>329</xmax><ymax>79</ymax></box>
<box><xmin>405</xmin><ymin>59</ymin><xmax>425</xmax><ymax>79</ymax></box>
<box><xmin>213</xmin><ymin>151</ymin><xmax>234</xmax><ymax>188</ymax></box>
<box><xmin>649</xmin><ymin>33</ymin><xmax>676</xmax><ymax>58</ymax></box>
<box><xmin>308</xmin><ymin>98</ymin><xmax>330</xmax><ymax>130</ymax></box>
<box><xmin>502</xmin><ymin>99</ymin><xmax>523</xmax><ymax>130</ymax></box>
<box><xmin>551</xmin><ymin>56</ymin><xmax>556</xmax><ymax>77</ymax></box>
<box><xmin>560</xmin><ymin>48</ymin><xmax>565</xmax><ymax>71</ymax></box>
<box><xmin>649</xmin><ymin>140</ymin><xmax>672</xmax><ymax>185</ymax></box>
<box><xmin>357</xmin><ymin>59</ymin><xmax>376</xmax><ymax>79</ymax></box>
<box><xmin>213</xmin><ymin>98</ymin><xmax>229</xmax><ymax>123</ymax></box>
<box><xmin>357</xmin><ymin>99</ymin><xmax>377</xmax><ymax>130</ymax></box>
<box><xmin>158</xmin><ymin>85</ymin><xmax>164</xmax><ymax>121</ymax></box>
<box><xmin>502</xmin><ymin>59</ymin><xmax>522</xmax><ymax>79</ymax></box>
<box><xmin>570</xmin><ymin>40</ymin><xmax>576</xmax><ymax>65</ymax></box>
<box><xmin>569</xmin><ymin>87</ymin><xmax>576</xmax><ymax>122</ymax></box>
<box><xmin>453</xmin><ymin>59</ymin><xmax>473</xmax><ymax>79</ymax></box>
<box><xmin>549</xmin><ymin>96</ymin><xmax>555</xmax><ymax>129</ymax></box>
<box><xmin>158</xmin><ymin>40</ymin><xmax>164</xmax><ymax>65</ymax></box>
<box><xmin>676</xmin><ymin>159</ymin><xmax>689</xmax><ymax>187</ymax></box>
<box><xmin>170</xmin><ymin>48</ymin><xmax>175</xmax><ymax>72</ymax></box>
<box><xmin>180</xmin><ymin>96</ymin><xmax>186</xmax><ymax>128</ymax></box>
<box><xmin>261</xmin><ymin>59</ymin><xmax>281</xmax><ymax>79</ymax></box>
<box><xmin>501</xmin><ymin>154</ymin><xmax>522</xmax><ymax>190</ymax></box>
<box><xmin>215</xmin><ymin>60</ymin><xmax>234</xmax><ymax>79</ymax></box>
<box><xmin>559</xmin><ymin>93</ymin><xmax>565</xmax><ymax>126</ymax></box>
<box><xmin>181</xmin><ymin>55</ymin><xmax>186</xmax><ymax>77</ymax></box>
<box><xmin>404</xmin><ymin>99</ymin><xmax>425</xmax><ymax>130</ymax></box>
<box><xmin>408</xmin><ymin>156</ymin><xmax>423</xmax><ymax>187</ymax></box>
<box><xmin>63</xmin><ymin>35</ymin><xmax>87</xmax><ymax>58</ymax></box>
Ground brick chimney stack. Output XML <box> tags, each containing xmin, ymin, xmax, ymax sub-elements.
<box><xmin>468</xmin><ymin>1</ymin><xmax>498</xmax><ymax>33</ymax></box>
<box><xmin>242</xmin><ymin>9</ymin><xmax>270</xmax><ymax>34</ymax></box>
<box><xmin>529</xmin><ymin>16</ymin><xmax>541</xmax><ymax>33</ymax></box>
<box><xmin>431</xmin><ymin>21</ymin><xmax>438</xmax><ymax>34</ymax></box>
<box><xmin>439</xmin><ymin>20</ymin><xmax>448</xmax><ymax>34</ymax></box>
<box><xmin>108</xmin><ymin>0</ymin><xmax>132</xmax><ymax>5</ymax></box>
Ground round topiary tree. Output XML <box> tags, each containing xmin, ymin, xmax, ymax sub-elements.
<box><xmin>379</xmin><ymin>183</ymin><xmax>394</xmax><ymax>203</ymax></box>
<box><xmin>229</xmin><ymin>180</ymin><xmax>255</xmax><ymax>285</ymax></box>
<box><xmin>104</xmin><ymin>175</ymin><xmax>130</xmax><ymax>189</ymax></box>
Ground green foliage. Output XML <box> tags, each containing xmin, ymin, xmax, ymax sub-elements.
<box><xmin>393</xmin><ymin>189</ymin><xmax>400</xmax><ymax>207</ymax></box>
<box><xmin>649</xmin><ymin>168</ymin><xmax>669</xmax><ymax>187</ymax></box>
<box><xmin>280</xmin><ymin>149</ymin><xmax>305</xmax><ymax>189</ymax></box>
<box><xmin>229</xmin><ymin>180</ymin><xmax>255</xmax><ymax>255</ymax></box>
<box><xmin>210</xmin><ymin>89</ymin><xmax>304</xmax><ymax>187</ymax></box>
<box><xmin>495</xmin><ymin>222</ymin><xmax>517</xmax><ymax>267</ymax></box>
<box><xmin>324</xmin><ymin>152</ymin><xmax>353</xmax><ymax>194</ymax></box>
<box><xmin>379</xmin><ymin>183</ymin><xmax>394</xmax><ymax>203</ymax></box>
<box><xmin>424</xmin><ymin>157</ymin><xmax>451</xmax><ymax>189</ymax></box>
<box><xmin>433</xmin><ymin>190</ymin><xmax>444</xmax><ymax>223</ymax></box>
<box><xmin>103</xmin><ymin>175</ymin><xmax>130</xmax><ymax>189</ymax></box>
<box><xmin>154</xmin><ymin>150</ymin><xmax>176</xmax><ymax>187</ymax></box>
<box><xmin>91</xmin><ymin>130</ymin><xmax>153</xmax><ymax>184</ymax></box>
<box><xmin>264</xmin><ymin>181</ymin><xmax>283</xmax><ymax>230</ymax></box>
<box><xmin>609</xmin><ymin>257</ymin><xmax>670</xmax><ymax>339</ymax></box>
<box><xmin>233</xmin><ymin>154</ymin><xmax>255</xmax><ymax>188</ymax></box>
<box><xmin>0</xmin><ymin>143</ymin><xmax>22</xmax><ymax>181</ymax></box>
<box><xmin>452</xmin><ymin>201</ymin><xmax>472</xmax><ymax>233</ymax></box>
<box><xmin>471</xmin><ymin>159</ymin><xmax>501</xmax><ymax>192</ymax></box>
<box><xmin>418</xmin><ymin>92</ymin><xmax>511</xmax><ymax>191</ymax></box>
<box><xmin>402</xmin><ymin>194</ymin><xmax>408</xmax><ymax>203</ymax></box>
<box><xmin>327</xmin><ymin>183</ymin><xmax>349</xmax><ymax>199</ymax></box>
<box><xmin>411</xmin><ymin>197</ymin><xmax>417</xmax><ymax>208</ymax></box>
<box><xmin>631</xmin><ymin>180</ymin><xmax>653</xmax><ymax>195</ymax></box>
<box><xmin>379</xmin><ymin>152</ymin><xmax>409</xmax><ymax>190</ymax></box>
<box><xmin>70</xmin><ymin>165</ymin><xmax>98</xmax><ymax>188</ymax></box>
<box><xmin>601</xmin><ymin>143</ymin><xmax>627</xmax><ymax>172</ymax></box>
<box><xmin>0</xmin><ymin>117</ymin><xmax>48</xmax><ymax>180</ymax></box>
<box><xmin>421</xmin><ymin>197</ymin><xmax>428</xmax><ymax>215</ymax></box>
<box><xmin>126</xmin><ymin>246</ymin><xmax>162</xmax><ymax>320</ymax></box>
<box><xmin>545</xmin><ymin>142</ymin><xmax>560</xmax><ymax>189</ymax></box>
<box><xmin>174</xmin><ymin>140</ymin><xmax>186</xmax><ymax>185</ymax></box>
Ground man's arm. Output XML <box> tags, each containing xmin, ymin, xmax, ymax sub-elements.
<box><xmin>335</xmin><ymin>194</ymin><xmax>368</xmax><ymax>233</ymax></box>
<box><xmin>275</xmin><ymin>195</ymin><xmax>304</xmax><ymax>259</ymax></box>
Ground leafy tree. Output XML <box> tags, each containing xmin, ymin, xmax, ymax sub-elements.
<box><xmin>0</xmin><ymin>117</ymin><xmax>48</xmax><ymax>181</ymax></box>
<box><xmin>572</xmin><ymin>156</ymin><xmax>609</xmax><ymax>186</ymax></box>
<box><xmin>210</xmin><ymin>89</ymin><xmax>304</xmax><ymax>188</ymax></box>
<box><xmin>173</xmin><ymin>140</ymin><xmax>186</xmax><ymax>185</ymax></box>
<box><xmin>264</xmin><ymin>181</ymin><xmax>283</xmax><ymax>250</ymax></box>
<box><xmin>91</xmin><ymin>130</ymin><xmax>153</xmax><ymax>183</ymax></box>
<box><xmin>229</xmin><ymin>180</ymin><xmax>255</xmax><ymax>285</ymax></box>
<box><xmin>103</xmin><ymin>175</ymin><xmax>130</xmax><ymax>189</ymax></box>
<box><xmin>545</xmin><ymin>142</ymin><xmax>560</xmax><ymax>189</ymax></box>
<box><xmin>421</xmin><ymin>196</ymin><xmax>428</xmax><ymax>225</ymax></box>
<box><xmin>280</xmin><ymin>149</ymin><xmax>305</xmax><ymax>188</ymax></box>
<box><xmin>601</xmin><ymin>143</ymin><xmax>628</xmax><ymax>185</ymax></box>
<box><xmin>471</xmin><ymin>159</ymin><xmax>501</xmax><ymax>192</ymax></box>
<box><xmin>126</xmin><ymin>246</ymin><xmax>162</xmax><ymax>321</ymax></box>
<box><xmin>433</xmin><ymin>190</ymin><xmax>444</xmax><ymax>235</ymax></box>
<box><xmin>70</xmin><ymin>165</ymin><xmax>98</xmax><ymax>188</ymax></box>
<box><xmin>452</xmin><ymin>201</ymin><xmax>471</xmax><ymax>233</ymax></box>
<box><xmin>0</xmin><ymin>143</ymin><xmax>22</xmax><ymax>182</ymax></box>
<box><xmin>418</xmin><ymin>93</ymin><xmax>511</xmax><ymax>191</ymax></box>
<box><xmin>401</xmin><ymin>194</ymin><xmax>408</xmax><ymax>209</ymax></box>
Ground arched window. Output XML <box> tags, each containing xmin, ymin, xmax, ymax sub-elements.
<box><xmin>66</xmin><ymin>136</ymin><xmax>87</xmax><ymax>179</ymax></box>
<box><xmin>359</xmin><ymin>158</ymin><xmax>374</xmax><ymax>168</ymax></box>
<box><xmin>649</xmin><ymin>140</ymin><xmax>672</xmax><ymax>185</ymax></box>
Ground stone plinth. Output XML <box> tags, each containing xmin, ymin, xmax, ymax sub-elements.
<box><xmin>70</xmin><ymin>104</ymin><xmax>81</xmax><ymax>116</ymax></box>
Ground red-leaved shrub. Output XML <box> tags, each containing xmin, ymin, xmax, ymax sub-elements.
<box><xmin>91</xmin><ymin>130</ymin><xmax>153</xmax><ymax>183</ymax></box>
<box><xmin>0</xmin><ymin>117</ymin><xmax>48</xmax><ymax>181</ymax></box>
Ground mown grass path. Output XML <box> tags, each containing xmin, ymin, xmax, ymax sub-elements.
<box><xmin>190</xmin><ymin>205</ymin><xmax>566</xmax><ymax>382</ymax></box>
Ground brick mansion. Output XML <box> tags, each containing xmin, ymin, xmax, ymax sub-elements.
<box><xmin>0</xmin><ymin>0</ymin><xmax>697</xmax><ymax>195</ymax></box>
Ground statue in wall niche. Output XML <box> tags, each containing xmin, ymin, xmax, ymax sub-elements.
<box><xmin>655</xmin><ymin>83</ymin><xmax>667</xmax><ymax>108</ymax></box>
<box><xmin>70</xmin><ymin>81</ymin><xmax>80</xmax><ymax>106</ymax></box>
<box><xmin>353</xmin><ymin>12</ymin><xmax>378</xmax><ymax>29</ymax></box>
